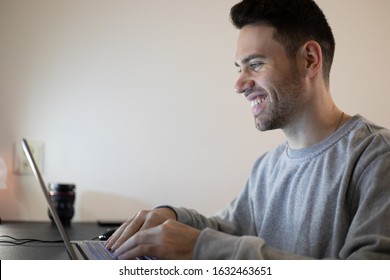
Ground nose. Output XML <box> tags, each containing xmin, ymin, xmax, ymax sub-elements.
<box><xmin>234</xmin><ymin>72</ymin><xmax>255</xmax><ymax>95</ymax></box>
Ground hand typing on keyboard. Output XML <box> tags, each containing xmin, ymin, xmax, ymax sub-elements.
<box><xmin>104</xmin><ymin>208</ymin><xmax>200</xmax><ymax>260</ymax></box>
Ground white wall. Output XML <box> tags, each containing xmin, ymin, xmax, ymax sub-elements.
<box><xmin>0</xmin><ymin>0</ymin><xmax>389</xmax><ymax>222</ymax></box>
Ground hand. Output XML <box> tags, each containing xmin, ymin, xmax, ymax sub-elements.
<box><xmin>105</xmin><ymin>208</ymin><xmax>177</xmax><ymax>252</ymax></box>
<box><xmin>113</xmin><ymin>219</ymin><xmax>200</xmax><ymax>260</ymax></box>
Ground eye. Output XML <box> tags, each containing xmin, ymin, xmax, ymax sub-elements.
<box><xmin>250</xmin><ymin>61</ymin><xmax>264</xmax><ymax>71</ymax></box>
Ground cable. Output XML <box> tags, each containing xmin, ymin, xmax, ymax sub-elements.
<box><xmin>0</xmin><ymin>235</ymin><xmax>63</xmax><ymax>245</ymax></box>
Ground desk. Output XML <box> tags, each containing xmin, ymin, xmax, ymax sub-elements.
<box><xmin>0</xmin><ymin>221</ymin><xmax>114</xmax><ymax>260</ymax></box>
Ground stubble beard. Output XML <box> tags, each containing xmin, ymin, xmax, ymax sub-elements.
<box><xmin>254</xmin><ymin>65</ymin><xmax>305</xmax><ymax>132</ymax></box>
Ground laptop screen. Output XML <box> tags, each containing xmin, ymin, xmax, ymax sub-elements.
<box><xmin>21</xmin><ymin>138</ymin><xmax>78</xmax><ymax>259</ymax></box>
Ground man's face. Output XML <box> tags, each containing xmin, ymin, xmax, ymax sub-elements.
<box><xmin>234</xmin><ymin>25</ymin><xmax>307</xmax><ymax>132</ymax></box>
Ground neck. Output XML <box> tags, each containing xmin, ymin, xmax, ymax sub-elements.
<box><xmin>283</xmin><ymin>95</ymin><xmax>348</xmax><ymax>150</ymax></box>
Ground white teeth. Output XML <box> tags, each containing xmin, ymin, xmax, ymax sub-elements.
<box><xmin>250</xmin><ymin>96</ymin><xmax>266</xmax><ymax>108</ymax></box>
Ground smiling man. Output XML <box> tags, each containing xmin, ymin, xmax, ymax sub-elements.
<box><xmin>105</xmin><ymin>0</ymin><xmax>390</xmax><ymax>259</ymax></box>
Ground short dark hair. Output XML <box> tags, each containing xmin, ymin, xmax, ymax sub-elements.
<box><xmin>230</xmin><ymin>0</ymin><xmax>335</xmax><ymax>84</ymax></box>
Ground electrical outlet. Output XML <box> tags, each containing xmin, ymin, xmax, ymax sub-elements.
<box><xmin>14</xmin><ymin>140</ymin><xmax>44</xmax><ymax>175</ymax></box>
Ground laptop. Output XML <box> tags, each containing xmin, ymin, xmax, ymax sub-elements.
<box><xmin>21</xmin><ymin>138</ymin><xmax>116</xmax><ymax>260</ymax></box>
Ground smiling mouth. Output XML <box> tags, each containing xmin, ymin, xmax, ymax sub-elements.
<box><xmin>250</xmin><ymin>95</ymin><xmax>267</xmax><ymax>108</ymax></box>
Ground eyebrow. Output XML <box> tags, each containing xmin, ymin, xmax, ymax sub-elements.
<box><xmin>235</xmin><ymin>54</ymin><xmax>267</xmax><ymax>67</ymax></box>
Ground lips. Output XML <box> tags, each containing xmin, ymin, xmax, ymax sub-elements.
<box><xmin>250</xmin><ymin>95</ymin><xmax>267</xmax><ymax>108</ymax></box>
<box><xmin>247</xmin><ymin>93</ymin><xmax>267</xmax><ymax>116</ymax></box>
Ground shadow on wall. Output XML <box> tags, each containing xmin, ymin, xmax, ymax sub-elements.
<box><xmin>76</xmin><ymin>191</ymin><xmax>150</xmax><ymax>222</ymax></box>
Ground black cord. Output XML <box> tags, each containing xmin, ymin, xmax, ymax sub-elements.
<box><xmin>0</xmin><ymin>235</ymin><xmax>63</xmax><ymax>245</ymax></box>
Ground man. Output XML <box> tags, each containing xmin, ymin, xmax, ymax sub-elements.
<box><xmin>105</xmin><ymin>0</ymin><xmax>390</xmax><ymax>259</ymax></box>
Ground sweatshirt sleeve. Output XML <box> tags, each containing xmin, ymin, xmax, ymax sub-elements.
<box><xmin>193</xmin><ymin>229</ymin><xmax>311</xmax><ymax>259</ymax></box>
<box><xmin>169</xmin><ymin>180</ymin><xmax>300</xmax><ymax>259</ymax></box>
<box><xmin>173</xmin><ymin>178</ymin><xmax>258</xmax><ymax>237</ymax></box>
<box><xmin>339</xmin><ymin>148</ymin><xmax>390</xmax><ymax>259</ymax></box>
<box><xmin>172</xmin><ymin>204</ymin><xmax>311</xmax><ymax>259</ymax></box>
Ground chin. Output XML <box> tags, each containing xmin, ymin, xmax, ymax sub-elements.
<box><xmin>255</xmin><ymin>122</ymin><xmax>268</xmax><ymax>132</ymax></box>
<box><xmin>255</xmin><ymin>117</ymin><xmax>278</xmax><ymax>132</ymax></box>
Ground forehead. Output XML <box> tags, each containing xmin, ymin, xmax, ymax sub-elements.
<box><xmin>235</xmin><ymin>24</ymin><xmax>286</xmax><ymax>63</ymax></box>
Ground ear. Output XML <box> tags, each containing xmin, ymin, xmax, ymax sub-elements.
<box><xmin>300</xmin><ymin>41</ymin><xmax>323</xmax><ymax>79</ymax></box>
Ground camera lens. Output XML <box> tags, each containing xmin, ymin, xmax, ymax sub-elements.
<box><xmin>48</xmin><ymin>183</ymin><xmax>75</xmax><ymax>226</ymax></box>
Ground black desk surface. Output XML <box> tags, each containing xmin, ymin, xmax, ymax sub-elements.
<box><xmin>0</xmin><ymin>221</ymin><xmax>115</xmax><ymax>260</ymax></box>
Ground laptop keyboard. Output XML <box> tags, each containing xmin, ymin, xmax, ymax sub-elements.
<box><xmin>78</xmin><ymin>241</ymin><xmax>116</xmax><ymax>260</ymax></box>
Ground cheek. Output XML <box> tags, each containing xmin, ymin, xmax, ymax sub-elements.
<box><xmin>253</xmin><ymin>72</ymin><xmax>272</xmax><ymax>92</ymax></box>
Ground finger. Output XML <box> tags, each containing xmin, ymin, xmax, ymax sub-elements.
<box><xmin>109</xmin><ymin>211</ymin><xmax>151</xmax><ymax>251</ymax></box>
<box><xmin>138</xmin><ymin>210</ymin><xmax>170</xmax><ymax>231</ymax></box>
<box><xmin>104</xmin><ymin>221</ymin><xmax>128</xmax><ymax>249</ymax></box>
<box><xmin>109</xmin><ymin>223</ymin><xmax>141</xmax><ymax>251</ymax></box>
<box><xmin>104</xmin><ymin>215</ymin><xmax>135</xmax><ymax>248</ymax></box>
<box><xmin>105</xmin><ymin>213</ymin><xmax>141</xmax><ymax>249</ymax></box>
<box><xmin>114</xmin><ymin>227</ymin><xmax>160</xmax><ymax>259</ymax></box>
<box><xmin>116</xmin><ymin>244</ymin><xmax>159</xmax><ymax>260</ymax></box>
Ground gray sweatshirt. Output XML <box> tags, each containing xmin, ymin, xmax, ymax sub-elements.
<box><xmin>172</xmin><ymin>115</ymin><xmax>390</xmax><ymax>259</ymax></box>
